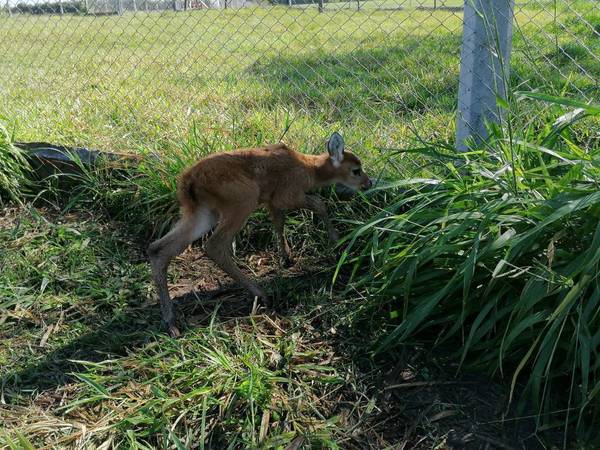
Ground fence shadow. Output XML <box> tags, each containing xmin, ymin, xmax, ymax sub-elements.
<box><xmin>248</xmin><ymin>30</ymin><xmax>597</xmax><ymax>125</ymax></box>
<box><xmin>247</xmin><ymin>33</ymin><xmax>462</xmax><ymax>123</ymax></box>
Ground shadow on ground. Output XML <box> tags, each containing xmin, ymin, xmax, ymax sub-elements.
<box><xmin>1</xmin><ymin>209</ymin><xmax>558</xmax><ymax>449</ymax></box>
<box><xmin>1</xmin><ymin>262</ymin><xmax>331</xmax><ymax>395</ymax></box>
<box><xmin>246</xmin><ymin>29</ymin><xmax>598</xmax><ymax>129</ymax></box>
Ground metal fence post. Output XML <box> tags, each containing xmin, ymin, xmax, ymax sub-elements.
<box><xmin>456</xmin><ymin>0</ymin><xmax>515</xmax><ymax>151</ymax></box>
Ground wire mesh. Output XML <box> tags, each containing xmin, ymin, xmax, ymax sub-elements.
<box><xmin>0</xmin><ymin>0</ymin><xmax>597</xmax><ymax>162</ymax></box>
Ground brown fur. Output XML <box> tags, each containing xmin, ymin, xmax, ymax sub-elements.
<box><xmin>148</xmin><ymin>139</ymin><xmax>371</xmax><ymax>337</ymax></box>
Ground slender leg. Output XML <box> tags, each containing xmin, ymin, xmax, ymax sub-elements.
<box><xmin>204</xmin><ymin>205</ymin><xmax>266</xmax><ymax>301</ymax></box>
<box><xmin>304</xmin><ymin>195</ymin><xmax>339</xmax><ymax>242</ymax></box>
<box><xmin>148</xmin><ymin>207</ymin><xmax>216</xmax><ymax>337</ymax></box>
<box><xmin>269</xmin><ymin>207</ymin><xmax>293</xmax><ymax>267</ymax></box>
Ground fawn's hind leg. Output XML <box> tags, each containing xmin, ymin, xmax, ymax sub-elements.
<box><xmin>204</xmin><ymin>203</ymin><xmax>266</xmax><ymax>301</ymax></box>
<box><xmin>148</xmin><ymin>206</ymin><xmax>217</xmax><ymax>337</ymax></box>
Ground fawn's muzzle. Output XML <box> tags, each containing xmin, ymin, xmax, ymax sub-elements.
<box><xmin>361</xmin><ymin>177</ymin><xmax>373</xmax><ymax>190</ymax></box>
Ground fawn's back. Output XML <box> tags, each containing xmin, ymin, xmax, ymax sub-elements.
<box><xmin>177</xmin><ymin>143</ymin><xmax>337</xmax><ymax>213</ymax></box>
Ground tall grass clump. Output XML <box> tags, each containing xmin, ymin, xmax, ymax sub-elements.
<box><xmin>0</xmin><ymin>122</ymin><xmax>31</xmax><ymax>204</ymax></box>
<box><xmin>340</xmin><ymin>92</ymin><xmax>600</xmax><ymax>441</ymax></box>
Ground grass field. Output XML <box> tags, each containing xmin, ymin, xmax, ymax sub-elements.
<box><xmin>1</xmin><ymin>2</ymin><xmax>597</xmax><ymax>159</ymax></box>
<box><xmin>1</xmin><ymin>1</ymin><xmax>599</xmax><ymax>448</ymax></box>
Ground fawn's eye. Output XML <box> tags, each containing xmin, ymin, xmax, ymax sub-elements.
<box><xmin>352</xmin><ymin>168</ymin><xmax>361</xmax><ymax>176</ymax></box>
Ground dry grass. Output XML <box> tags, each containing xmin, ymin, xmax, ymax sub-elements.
<box><xmin>1</xmin><ymin>206</ymin><xmax>555</xmax><ymax>449</ymax></box>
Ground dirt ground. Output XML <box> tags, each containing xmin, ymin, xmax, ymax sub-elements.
<box><xmin>163</xmin><ymin>242</ymin><xmax>551</xmax><ymax>449</ymax></box>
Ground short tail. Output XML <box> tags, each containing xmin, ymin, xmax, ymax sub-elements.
<box><xmin>177</xmin><ymin>170</ymin><xmax>201</xmax><ymax>213</ymax></box>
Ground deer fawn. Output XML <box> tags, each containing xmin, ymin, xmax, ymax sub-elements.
<box><xmin>148</xmin><ymin>132</ymin><xmax>371</xmax><ymax>337</ymax></box>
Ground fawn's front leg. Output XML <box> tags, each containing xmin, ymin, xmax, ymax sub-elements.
<box><xmin>304</xmin><ymin>195</ymin><xmax>339</xmax><ymax>242</ymax></box>
<box><xmin>269</xmin><ymin>207</ymin><xmax>293</xmax><ymax>267</ymax></box>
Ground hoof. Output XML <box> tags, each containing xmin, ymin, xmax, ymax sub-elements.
<box><xmin>281</xmin><ymin>255</ymin><xmax>294</xmax><ymax>268</ymax></box>
<box><xmin>260</xmin><ymin>296</ymin><xmax>273</xmax><ymax>309</ymax></box>
<box><xmin>168</xmin><ymin>323</ymin><xmax>181</xmax><ymax>338</ymax></box>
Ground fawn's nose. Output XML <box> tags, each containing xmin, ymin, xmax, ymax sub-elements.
<box><xmin>361</xmin><ymin>177</ymin><xmax>373</xmax><ymax>190</ymax></box>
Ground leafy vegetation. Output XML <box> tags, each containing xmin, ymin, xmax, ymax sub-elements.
<box><xmin>0</xmin><ymin>123</ymin><xmax>31</xmax><ymax>204</ymax></box>
<box><xmin>340</xmin><ymin>93</ymin><xmax>600</xmax><ymax>443</ymax></box>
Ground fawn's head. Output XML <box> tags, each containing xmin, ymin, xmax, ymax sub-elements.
<box><xmin>326</xmin><ymin>132</ymin><xmax>372</xmax><ymax>192</ymax></box>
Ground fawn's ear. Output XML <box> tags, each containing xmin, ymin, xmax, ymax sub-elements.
<box><xmin>327</xmin><ymin>132</ymin><xmax>345</xmax><ymax>168</ymax></box>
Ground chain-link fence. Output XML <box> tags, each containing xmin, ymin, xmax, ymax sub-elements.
<box><xmin>0</xmin><ymin>0</ymin><xmax>597</xmax><ymax>159</ymax></box>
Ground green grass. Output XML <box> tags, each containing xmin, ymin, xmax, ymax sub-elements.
<box><xmin>0</xmin><ymin>207</ymin><xmax>356</xmax><ymax>448</ymax></box>
<box><xmin>0</xmin><ymin>123</ymin><xmax>31</xmax><ymax>204</ymax></box>
<box><xmin>1</xmin><ymin>1</ymin><xmax>599</xmax><ymax>447</ymax></box>
<box><xmin>340</xmin><ymin>93</ymin><xmax>600</xmax><ymax>444</ymax></box>
<box><xmin>0</xmin><ymin>1</ymin><xmax>597</xmax><ymax>161</ymax></box>
<box><xmin>3</xmin><ymin>100</ymin><xmax>598</xmax><ymax>447</ymax></box>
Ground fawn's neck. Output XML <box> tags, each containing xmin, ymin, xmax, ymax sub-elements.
<box><xmin>305</xmin><ymin>153</ymin><xmax>338</xmax><ymax>189</ymax></box>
